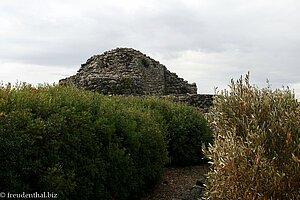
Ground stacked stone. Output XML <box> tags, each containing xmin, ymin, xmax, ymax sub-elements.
<box><xmin>59</xmin><ymin>48</ymin><xmax>197</xmax><ymax>96</ymax></box>
<box><xmin>164</xmin><ymin>72</ymin><xmax>198</xmax><ymax>94</ymax></box>
<box><xmin>59</xmin><ymin>48</ymin><xmax>215</xmax><ymax>111</ymax></box>
<box><xmin>174</xmin><ymin>94</ymin><xmax>214</xmax><ymax>112</ymax></box>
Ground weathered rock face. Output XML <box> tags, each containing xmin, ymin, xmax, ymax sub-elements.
<box><xmin>60</xmin><ymin>48</ymin><xmax>197</xmax><ymax>95</ymax></box>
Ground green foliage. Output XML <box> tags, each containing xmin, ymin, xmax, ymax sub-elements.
<box><xmin>117</xmin><ymin>96</ymin><xmax>214</xmax><ymax>165</ymax></box>
<box><xmin>112</xmin><ymin>76</ymin><xmax>132</xmax><ymax>94</ymax></box>
<box><xmin>0</xmin><ymin>81</ymin><xmax>214</xmax><ymax>199</ymax></box>
<box><xmin>119</xmin><ymin>76</ymin><xmax>131</xmax><ymax>88</ymax></box>
<box><xmin>0</xmin><ymin>83</ymin><xmax>168</xmax><ymax>200</ymax></box>
<box><xmin>140</xmin><ymin>56</ymin><xmax>150</xmax><ymax>68</ymax></box>
<box><xmin>204</xmin><ymin>73</ymin><xmax>300</xmax><ymax>200</ymax></box>
<box><xmin>181</xmin><ymin>85</ymin><xmax>190</xmax><ymax>94</ymax></box>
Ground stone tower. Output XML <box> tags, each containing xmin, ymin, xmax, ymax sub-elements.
<box><xmin>59</xmin><ymin>48</ymin><xmax>197</xmax><ymax>95</ymax></box>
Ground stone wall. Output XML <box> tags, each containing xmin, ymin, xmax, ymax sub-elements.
<box><xmin>172</xmin><ymin>94</ymin><xmax>214</xmax><ymax>113</ymax></box>
<box><xmin>59</xmin><ymin>48</ymin><xmax>213</xmax><ymax>112</ymax></box>
<box><xmin>60</xmin><ymin>48</ymin><xmax>197</xmax><ymax>95</ymax></box>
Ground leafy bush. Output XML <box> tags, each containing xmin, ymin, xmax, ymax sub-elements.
<box><xmin>0</xmin><ymin>83</ymin><xmax>168</xmax><ymax>200</ymax></box>
<box><xmin>118</xmin><ymin>96</ymin><xmax>214</xmax><ymax>165</ymax></box>
<box><xmin>204</xmin><ymin>73</ymin><xmax>300</xmax><ymax>199</ymax></box>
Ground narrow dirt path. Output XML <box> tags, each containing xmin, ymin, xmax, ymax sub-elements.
<box><xmin>141</xmin><ymin>164</ymin><xmax>210</xmax><ymax>200</ymax></box>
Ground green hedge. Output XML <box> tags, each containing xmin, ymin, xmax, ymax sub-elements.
<box><xmin>204</xmin><ymin>73</ymin><xmax>300</xmax><ymax>199</ymax></box>
<box><xmin>0</xmin><ymin>83</ymin><xmax>168</xmax><ymax>200</ymax></box>
<box><xmin>0</xmin><ymin>82</ymin><xmax>214</xmax><ymax>199</ymax></box>
<box><xmin>117</xmin><ymin>96</ymin><xmax>214</xmax><ymax>165</ymax></box>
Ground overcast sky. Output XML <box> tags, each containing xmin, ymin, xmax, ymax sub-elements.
<box><xmin>1</xmin><ymin>0</ymin><xmax>299</xmax><ymax>98</ymax></box>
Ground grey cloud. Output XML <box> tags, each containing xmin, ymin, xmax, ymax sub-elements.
<box><xmin>2</xmin><ymin>0</ymin><xmax>299</xmax><ymax>62</ymax></box>
<box><xmin>0</xmin><ymin>0</ymin><xmax>299</xmax><ymax>97</ymax></box>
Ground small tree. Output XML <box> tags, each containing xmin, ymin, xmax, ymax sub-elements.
<box><xmin>204</xmin><ymin>73</ymin><xmax>300</xmax><ymax>199</ymax></box>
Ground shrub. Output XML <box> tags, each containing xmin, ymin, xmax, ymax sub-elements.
<box><xmin>204</xmin><ymin>73</ymin><xmax>300</xmax><ymax>199</ymax></box>
<box><xmin>140</xmin><ymin>56</ymin><xmax>150</xmax><ymax>68</ymax></box>
<box><xmin>0</xmin><ymin>83</ymin><xmax>168</xmax><ymax>200</ymax></box>
<box><xmin>118</xmin><ymin>96</ymin><xmax>214</xmax><ymax>165</ymax></box>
